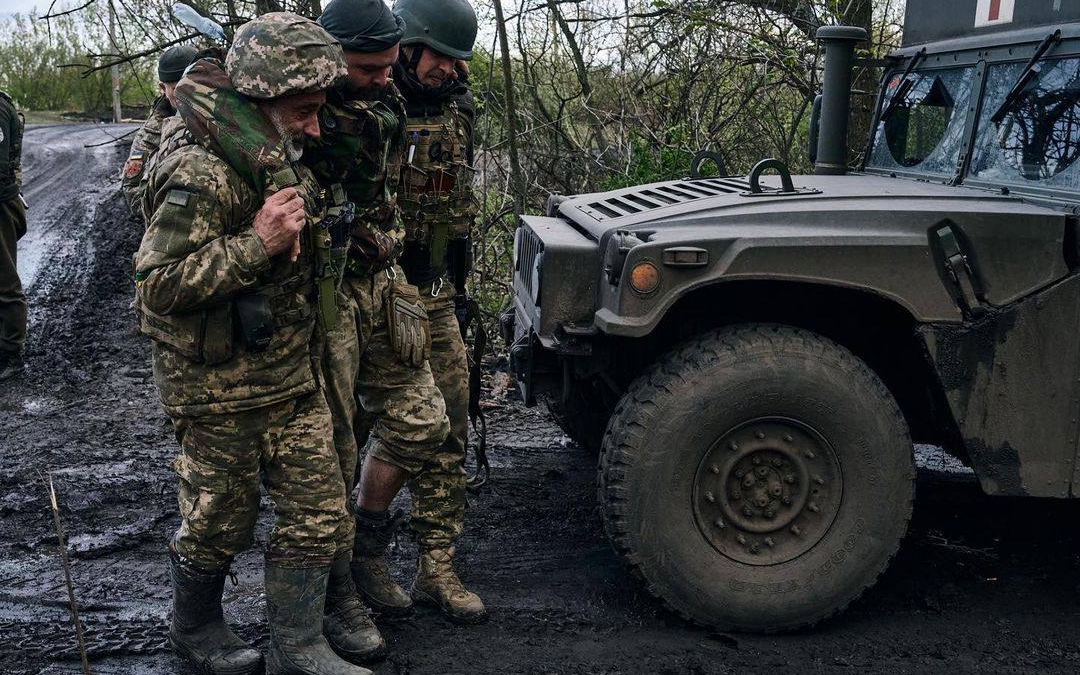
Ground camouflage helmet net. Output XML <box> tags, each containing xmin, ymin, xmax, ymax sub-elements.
<box><xmin>226</xmin><ymin>12</ymin><xmax>347</xmax><ymax>100</ymax></box>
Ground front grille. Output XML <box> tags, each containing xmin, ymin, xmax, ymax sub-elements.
<box><xmin>514</xmin><ymin>223</ymin><xmax>543</xmax><ymax>302</ymax></box>
<box><xmin>576</xmin><ymin>178</ymin><xmax>751</xmax><ymax>222</ymax></box>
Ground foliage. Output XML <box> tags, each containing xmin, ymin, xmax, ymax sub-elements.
<box><xmin>0</xmin><ymin>7</ymin><xmax>157</xmax><ymax>113</ymax></box>
<box><xmin>0</xmin><ymin>0</ymin><xmax>908</xmax><ymax>340</ymax></box>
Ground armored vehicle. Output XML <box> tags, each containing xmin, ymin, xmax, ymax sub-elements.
<box><xmin>502</xmin><ymin>1</ymin><xmax>1080</xmax><ymax>631</ymax></box>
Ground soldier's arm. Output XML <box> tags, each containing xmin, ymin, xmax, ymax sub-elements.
<box><xmin>10</xmin><ymin>110</ymin><xmax>22</xmax><ymax>191</ymax></box>
<box><xmin>453</xmin><ymin>89</ymin><xmax>476</xmax><ymax>165</ymax></box>
<box><xmin>122</xmin><ymin>128</ymin><xmax>152</xmax><ymax>218</ymax></box>
<box><xmin>0</xmin><ymin>101</ymin><xmax>13</xmax><ymax>188</ymax></box>
<box><xmin>135</xmin><ymin>148</ymin><xmax>271</xmax><ymax>315</ymax></box>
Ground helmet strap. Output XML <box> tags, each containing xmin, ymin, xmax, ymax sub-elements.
<box><xmin>406</xmin><ymin>44</ymin><xmax>425</xmax><ymax>73</ymax></box>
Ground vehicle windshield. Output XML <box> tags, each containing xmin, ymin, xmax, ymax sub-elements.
<box><xmin>866</xmin><ymin>66</ymin><xmax>975</xmax><ymax>177</ymax></box>
<box><xmin>969</xmin><ymin>57</ymin><xmax>1080</xmax><ymax>190</ymax></box>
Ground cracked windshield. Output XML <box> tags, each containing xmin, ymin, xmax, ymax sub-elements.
<box><xmin>867</xmin><ymin>67</ymin><xmax>974</xmax><ymax>176</ymax></box>
<box><xmin>971</xmin><ymin>57</ymin><xmax>1080</xmax><ymax>189</ymax></box>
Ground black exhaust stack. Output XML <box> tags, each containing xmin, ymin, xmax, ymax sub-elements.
<box><xmin>814</xmin><ymin>26</ymin><xmax>868</xmax><ymax>175</ymax></box>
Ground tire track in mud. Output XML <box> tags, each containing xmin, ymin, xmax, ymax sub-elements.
<box><xmin>4</xmin><ymin>126</ymin><xmax>1080</xmax><ymax>675</ymax></box>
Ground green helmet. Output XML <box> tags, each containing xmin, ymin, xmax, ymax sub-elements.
<box><xmin>393</xmin><ymin>0</ymin><xmax>477</xmax><ymax>61</ymax></box>
<box><xmin>157</xmin><ymin>44</ymin><xmax>198</xmax><ymax>83</ymax></box>
<box><xmin>226</xmin><ymin>12</ymin><xmax>347</xmax><ymax>100</ymax></box>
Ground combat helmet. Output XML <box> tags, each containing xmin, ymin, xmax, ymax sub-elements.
<box><xmin>157</xmin><ymin>44</ymin><xmax>198</xmax><ymax>83</ymax></box>
<box><xmin>226</xmin><ymin>12</ymin><xmax>347</xmax><ymax>99</ymax></box>
<box><xmin>393</xmin><ymin>0</ymin><xmax>477</xmax><ymax>61</ymax></box>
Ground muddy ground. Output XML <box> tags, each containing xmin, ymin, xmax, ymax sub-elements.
<box><xmin>2</xmin><ymin>124</ymin><xmax>1080</xmax><ymax>675</ymax></box>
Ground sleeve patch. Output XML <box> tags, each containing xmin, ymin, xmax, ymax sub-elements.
<box><xmin>165</xmin><ymin>189</ymin><xmax>192</xmax><ymax>207</ymax></box>
<box><xmin>123</xmin><ymin>157</ymin><xmax>145</xmax><ymax>180</ymax></box>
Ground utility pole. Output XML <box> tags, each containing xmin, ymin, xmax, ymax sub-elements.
<box><xmin>109</xmin><ymin>0</ymin><xmax>122</xmax><ymax>123</ymax></box>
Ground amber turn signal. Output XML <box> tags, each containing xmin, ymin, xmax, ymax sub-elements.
<box><xmin>629</xmin><ymin>262</ymin><xmax>660</xmax><ymax>294</ymax></box>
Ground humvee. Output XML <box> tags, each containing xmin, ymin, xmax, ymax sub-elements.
<box><xmin>501</xmin><ymin>1</ymin><xmax>1080</xmax><ymax>631</ymax></box>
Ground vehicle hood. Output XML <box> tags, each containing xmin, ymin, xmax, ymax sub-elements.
<box><xmin>553</xmin><ymin>173</ymin><xmax>1062</xmax><ymax>241</ymax></box>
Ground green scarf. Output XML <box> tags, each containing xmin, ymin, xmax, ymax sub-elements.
<box><xmin>172</xmin><ymin>58</ymin><xmax>290</xmax><ymax>196</ymax></box>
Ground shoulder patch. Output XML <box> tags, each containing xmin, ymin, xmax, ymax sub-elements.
<box><xmin>0</xmin><ymin>128</ymin><xmax>4</xmax><ymax>144</ymax></box>
<box><xmin>122</xmin><ymin>156</ymin><xmax>144</xmax><ymax>179</ymax></box>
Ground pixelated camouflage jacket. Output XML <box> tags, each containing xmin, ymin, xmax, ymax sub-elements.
<box><xmin>135</xmin><ymin>58</ymin><xmax>327</xmax><ymax>416</ymax></box>
<box><xmin>303</xmin><ymin>83</ymin><xmax>408</xmax><ymax>277</ymax></box>
<box><xmin>122</xmin><ymin>95</ymin><xmax>175</xmax><ymax>220</ymax></box>
<box><xmin>0</xmin><ymin>91</ymin><xmax>24</xmax><ymax>204</ymax></box>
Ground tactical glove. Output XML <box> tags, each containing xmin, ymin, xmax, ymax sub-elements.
<box><xmin>386</xmin><ymin>282</ymin><xmax>431</xmax><ymax>367</ymax></box>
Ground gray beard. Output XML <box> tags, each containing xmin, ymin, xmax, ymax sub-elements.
<box><xmin>268</xmin><ymin>108</ymin><xmax>305</xmax><ymax>162</ymax></box>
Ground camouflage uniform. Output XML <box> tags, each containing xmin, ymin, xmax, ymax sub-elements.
<box><xmin>393</xmin><ymin>77</ymin><xmax>478</xmax><ymax>550</ymax></box>
<box><xmin>304</xmin><ymin>83</ymin><xmax>450</xmax><ymax>523</ymax></box>
<box><xmin>0</xmin><ymin>90</ymin><xmax>26</xmax><ymax>373</ymax></box>
<box><xmin>135</xmin><ymin>58</ymin><xmax>347</xmax><ymax>569</ymax></box>
<box><xmin>122</xmin><ymin>96</ymin><xmax>173</xmax><ymax>218</ymax></box>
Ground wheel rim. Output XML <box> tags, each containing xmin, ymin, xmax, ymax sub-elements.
<box><xmin>692</xmin><ymin>418</ymin><xmax>843</xmax><ymax>566</ymax></box>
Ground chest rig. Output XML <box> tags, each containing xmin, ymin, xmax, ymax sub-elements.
<box><xmin>314</xmin><ymin>91</ymin><xmax>408</xmax><ymax>277</ymax></box>
<box><xmin>399</xmin><ymin>98</ymin><xmax>477</xmax><ymax>269</ymax></box>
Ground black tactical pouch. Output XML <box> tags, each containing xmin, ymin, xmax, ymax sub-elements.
<box><xmin>234</xmin><ymin>292</ymin><xmax>275</xmax><ymax>352</ymax></box>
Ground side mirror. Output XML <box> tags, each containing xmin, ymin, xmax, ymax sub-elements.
<box><xmin>808</xmin><ymin>94</ymin><xmax>823</xmax><ymax>166</ymax></box>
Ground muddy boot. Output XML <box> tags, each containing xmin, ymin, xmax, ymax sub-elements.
<box><xmin>168</xmin><ymin>546</ymin><xmax>263</xmax><ymax>675</ymax></box>
<box><xmin>265</xmin><ymin>555</ymin><xmax>372</xmax><ymax>675</ymax></box>
<box><xmin>0</xmin><ymin>351</ymin><xmax>23</xmax><ymax>381</ymax></box>
<box><xmin>324</xmin><ymin>553</ymin><xmax>386</xmax><ymax>663</ymax></box>
<box><xmin>351</xmin><ymin>510</ymin><xmax>412</xmax><ymax>616</ymax></box>
<box><xmin>411</xmin><ymin>547</ymin><xmax>488</xmax><ymax>625</ymax></box>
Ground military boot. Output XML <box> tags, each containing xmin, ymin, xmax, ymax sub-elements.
<box><xmin>324</xmin><ymin>553</ymin><xmax>386</xmax><ymax>663</ymax></box>
<box><xmin>264</xmin><ymin>555</ymin><xmax>372</xmax><ymax>675</ymax></box>
<box><xmin>351</xmin><ymin>510</ymin><xmax>412</xmax><ymax>616</ymax></box>
<box><xmin>0</xmin><ymin>351</ymin><xmax>23</xmax><ymax>381</ymax></box>
<box><xmin>411</xmin><ymin>547</ymin><xmax>488</xmax><ymax>625</ymax></box>
<box><xmin>167</xmin><ymin>545</ymin><xmax>263</xmax><ymax>675</ymax></box>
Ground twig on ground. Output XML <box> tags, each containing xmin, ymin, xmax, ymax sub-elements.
<box><xmin>45</xmin><ymin>472</ymin><xmax>92</xmax><ymax>675</ymax></box>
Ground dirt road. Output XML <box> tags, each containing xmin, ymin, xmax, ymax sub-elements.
<box><xmin>2</xmin><ymin>124</ymin><xmax>1080</xmax><ymax>675</ymax></box>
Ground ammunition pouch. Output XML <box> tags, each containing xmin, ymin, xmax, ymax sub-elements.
<box><xmin>234</xmin><ymin>292</ymin><xmax>274</xmax><ymax>352</ymax></box>
<box><xmin>136</xmin><ymin>299</ymin><xmax>234</xmax><ymax>366</ymax></box>
<box><xmin>385</xmin><ymin>280</ymin><xmax>431</xmax><ymax>367</ymax></box>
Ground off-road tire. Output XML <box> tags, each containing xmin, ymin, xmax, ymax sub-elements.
<box><xmin>598</xmin><ymin>324</ymin><xmax>915</xmax><ymax>632</ymax></box>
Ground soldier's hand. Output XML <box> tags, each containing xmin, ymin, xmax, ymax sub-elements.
<box><xmin>253</xmin><ymin>188</ymin><xmax>306</xmax><ymax>259</ymax></box>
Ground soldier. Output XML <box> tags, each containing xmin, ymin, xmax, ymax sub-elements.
<box><xmin>305</xmin><ymin>0</ymin><xmax>461</xmax><ymax>622</ymax></box>
<box><xmin>135</xmin><ymin>13</ymin><xmax>376</xmax><ymax>675</ymax></box>
<box><xmin>121</xmin><ymin>44</ymin><xmax>197</xmax><ymax>218</ymax></box>
<box><xmin>0</xmin><ymin>89</ymin><xmax>25</xmax><ymax>382</ymax></box>
<box><xmin>389</xmin><ymin>0</ymin><xmax>486</xmax><ymax>624</ymax></box>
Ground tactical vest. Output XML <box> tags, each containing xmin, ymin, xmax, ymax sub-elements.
<box><xmin>398</xmin><ymin>99</ymin><xmax>477</xmax><ymax>272</ymax></box>
<box><xmin>308</xmin><ymin>90</ymin><xmax>408</xmax><ymax>277</ymax></box>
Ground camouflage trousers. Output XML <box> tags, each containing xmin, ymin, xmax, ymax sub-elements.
<box><xmin>325</xmin><ymin>265</ymin><xmax>450</xmax><ymax>540</ymax></box>
<box><xmin>0</xmin><ymin>197</ymin><xmax>27</xmax><ymax>355</ymax></box>
<box><xmin>355</xmin><ymin>276</ymin><xmax>469</xmax><ymax>549</ymax></box>
<box><xmin>409</xmin><ymin>277</ymin><xmax>470</xmax><ymax>549</ymax></box>
<box><xmin>169</xmin><ymin>391</ymin><xmax>349</xmax><ymax>569</ymax></box>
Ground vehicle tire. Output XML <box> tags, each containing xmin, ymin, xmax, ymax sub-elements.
<box><xmin>598</xmin><ymin>324</ymin><xmax>915</xmax><ymax>632</ymax></box>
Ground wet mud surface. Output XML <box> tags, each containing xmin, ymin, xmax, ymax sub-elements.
<box><xmin>3</xmin><ymin>124</ymin><xmax>1080</xmax><ymax>674</ymax></box>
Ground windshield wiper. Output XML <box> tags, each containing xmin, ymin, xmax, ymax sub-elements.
<box><xmin>989</xmin><ymin>30</ymin><xmax>1062</xmax><ymax>124</ymax></box>
<box><xmin>879</xmin><ymin>48</ymin><xmax>927</xmax><ymax>122</ymax></box>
